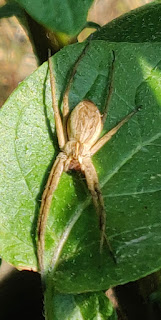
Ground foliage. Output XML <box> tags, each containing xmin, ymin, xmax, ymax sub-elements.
<box><xmin>44</xmin><ymin>290</ymin><xmax>117</xmax><ymax>320</ymax></box>
<box><xmin>0</xmin><ymin>0</ymin><xmax>161</xmax><ymax>319</ymax></box>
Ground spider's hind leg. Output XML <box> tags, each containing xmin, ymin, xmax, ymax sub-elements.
<box><xmin>82</xmin><ymin>158</ymin><xmax>115</xmax><ymax>261</ymax></box>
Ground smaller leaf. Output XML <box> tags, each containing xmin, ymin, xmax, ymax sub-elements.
<box><xmin>44</xmin><ymin>284</ymin><xmax>117</xmax><ymax>320</ymax></box>
<box><xmin>15</xmin><ymin>0</ymin><xmax>94</xmax><ymax>37</ymax></box>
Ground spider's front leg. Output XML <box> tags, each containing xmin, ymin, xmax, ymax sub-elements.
<box><xmin>82</xmin><ymin>158</ymin><xmax>114</xmax><ymax>258</ymax></box>
<box><xmin>37</xmin><ymin>153</ymin><xmax>66</xmax><ymax>271</ymax></box>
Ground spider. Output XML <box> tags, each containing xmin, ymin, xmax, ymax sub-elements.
<box><xmin>37</xmin><ymin>46</ymin><xmax>140</xmax><ymax>271</ymax></box>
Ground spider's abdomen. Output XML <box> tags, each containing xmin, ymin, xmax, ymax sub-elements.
<box><xmin>67</xmin><ymin>100</ymin><xmax>103</xmax><ymax>148</ymax></box>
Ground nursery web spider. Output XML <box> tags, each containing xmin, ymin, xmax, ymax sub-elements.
<box><xmin>37</xmin><ymin>47</ymin><xmax>140</xmax><ymax>271</ymax></box>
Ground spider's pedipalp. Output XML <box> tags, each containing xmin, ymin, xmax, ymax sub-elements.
<box><xmin>37</xmin><ymin>153</ymin><xmax>66</xmax><ymax>271</ymax></box>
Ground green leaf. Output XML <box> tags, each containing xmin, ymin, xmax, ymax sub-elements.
<box><xmin>44</xmin><ymin>289</ymin><xmax>117</xmax><ymax>320</ymax></box>
<box><xmin>0</xmin><ymin>2</ymin><xmax>23</xmax><ymax>18</ymax></box>
<box><xmin>92</xmin><ymin>1</ymin><xmax>161</xmax><ymax>42</ymax></box>
<box><xmin>15</xmin><ymin>0</ymin><xmax>94</xmax><ymax>36</ymax></box>
<box><xmin>1</xmin><ymin>40</ymin><xmax>161</xmax><ymax>293</ymax></box>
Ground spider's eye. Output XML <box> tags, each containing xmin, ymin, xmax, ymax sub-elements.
<box><xmin>67</xmin><ymin>100</ymin><xmax>103</xmax><ymax>147</ymax></box>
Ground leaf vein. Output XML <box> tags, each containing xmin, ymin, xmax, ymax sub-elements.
<box><xmin>103</xmin><ymin>188</ymin><xmax>161</xmax><ymax>198</ymax></box>
<box><xmin>101</xmin><ymin>131</ymin><xmax>161</xmax><ymax>189</ymax></box>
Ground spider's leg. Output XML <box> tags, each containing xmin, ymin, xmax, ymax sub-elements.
<box><xmin>82</xmin><ymin>158</ymin><xmax>114</xmax><ymax>258</ymax></box>
<box><xmin>62</xmin><ymin>41</ymin><xmax>90</xmax><ymax>137</ymax></box>
<box><xmin>37</xmin><ymin>153</ymin><xmax>66</xmax><ymax>271</ymax></box>
<box><xmin>48</xmin><ymin>55</ymin><xmax>66</xmax><ymax>149</ymax></box>
<box><xmin>102</xmin><ymin>50</ymin><xmax>115</xmax><ymax>124</ymax></box>
<box><xmin>91</xmin><ymin>107</ymin><xmax>141</xmax><ymax>155</ymax></box>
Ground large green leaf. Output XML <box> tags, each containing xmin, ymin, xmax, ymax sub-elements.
<box><xmin>44</xmin><ymin>290</ymin><xmax>117</xmax><ymax>320</ymax></box>
<box><xmin>15</xmin><ymin>0</ymin><xmax>94</xmax><ymax>36</ymax></box>
<box><xmin>0</xmin><ymin>41</ymin><xmax>161</xmax><ymax>293</ymax></box>
<box><xmin>92</xmin><ymin>1</ymin><xmax>161</xmax><ymax>42</ymax></box>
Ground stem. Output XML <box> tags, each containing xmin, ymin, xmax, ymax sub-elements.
<box><xmin>16</xmin><ymin>11</ymin><xmax>77</xmax><ymax>64</ymax></box>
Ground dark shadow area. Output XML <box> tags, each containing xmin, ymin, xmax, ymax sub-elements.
<box><xmin>114</xmin><ymin>272</ymin><xmax>161</xmax><ymax>320</ymax></box>
<box><xmin>0</xmin><ymin>268</ymin><xmax>44</xmax><ymax>320</ymax></box>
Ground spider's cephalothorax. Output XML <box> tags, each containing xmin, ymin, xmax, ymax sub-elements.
<box><xmin>37</xmin><ymin>49</ymin><xmax>139</xmax><ymax>271</ymax></box>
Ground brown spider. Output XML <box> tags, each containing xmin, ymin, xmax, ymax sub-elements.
<box><xmin>37</xmin><ymin>47</ymin><xmax>139</xmax><ymax>271</ymax></box>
